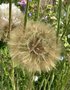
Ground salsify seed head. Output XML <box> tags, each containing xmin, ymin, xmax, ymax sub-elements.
<box><xmin>8</xmin><ymin>21</ymin><xmax>61</xmax><ymax>73</ymax></box>
<box><xmin>0</xmin><ymin>3</ymin><xmax>24</xmax><ymax>42</ymax></box>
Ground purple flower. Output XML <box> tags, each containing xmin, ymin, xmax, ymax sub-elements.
<box><xmin>18</xmin><ymin>0</ymin><xmax>26</xmax><ymax>7</ymax></box>
<box><xmin>18</xmin><ymin>0</ymin><xmax>26</xmax><ymax>13</ymax></box>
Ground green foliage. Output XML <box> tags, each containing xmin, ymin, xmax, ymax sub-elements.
<box><xmin>0</xmin><ymin>0</ymin><xmax>70</xmax><ymax>90</ymax></box>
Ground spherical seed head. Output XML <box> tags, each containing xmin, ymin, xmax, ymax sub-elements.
<box><xmin>0</xmin><ymin>3</ymin><xmax>24</xmax><ymax>42</ymax></box>
<box><xmin>8</xmin><ymin>21</ymin><xmax>61</xmax><ymax>73</ymax></box>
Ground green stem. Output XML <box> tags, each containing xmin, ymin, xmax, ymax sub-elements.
<box><xmin>57</xmin><ymin>0</ymin><xmax>62</xmax><ymax>38</ymax></box>
<box><xmin>24</xmin><ymin>0</ymin><xmax>29</xmax><ymax>29</ymax></box>
<box><xmin>11</xmin><ymin>61</ymin><xmax>16</xmax><ymax>90</ymax></box>
<box><xmin>8</xmin><ymin>0</ymin><xmax>12</xmax><ymax>38</ymax></box>
<box><xmin>36</xmin><ymin>0</ymin><xmax>40</xmax><ymax>20</ymax></box>
<box><xmin>61</xmin><ymin>5</ymin><xmax>70</xmax><ymax>38</ymax></box>
<box><xmin>0</xmin><ymin>57</ymin><xmax>4</xmax><ymax>90</ymax></box>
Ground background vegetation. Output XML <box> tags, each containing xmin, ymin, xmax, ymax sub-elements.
<box><xmin>0</xmin><ymin>0</ymin><xmax>70</xmax><ymax>90</ymax></box>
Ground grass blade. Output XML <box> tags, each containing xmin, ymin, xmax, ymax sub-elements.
<box><xmin>57</xmin><ymin>0</ymin><xmax>62</xmax><ymax>38</ymax></box>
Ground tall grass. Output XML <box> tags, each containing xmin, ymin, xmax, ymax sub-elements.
<box><xmin>36</xmin><ymin>0</ymin><xmax>40</xmax><ymax>20</ymax></box>
<box><xmin>0</xmin><ymin>0</ymin><xmax>70</xmax><ymax>90</ymax></box>
<box><xmin>62</xmin><ymin>3</ymin><xmax>70</xmax><ymax>38</ymax></box>
<box><xmin>57</xmin><ymin>0</ymin><xmax>62</xmax><ymax>38</ymax></box>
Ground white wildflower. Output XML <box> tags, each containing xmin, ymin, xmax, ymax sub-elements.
<box><xmin>33</xmin><ymin>75</ymin><xmax>38</xmax><ymax>82</ymax></box>
<box><xmin>59</xmin><ymin>56</ymin><xmax>64</xmax><ymax>61</ymax></box>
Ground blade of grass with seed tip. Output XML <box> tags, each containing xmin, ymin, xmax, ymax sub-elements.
<box><xmin>57</xmin><ymin>0</ymin><xmax>62</xmax><ymax>38</ymax></box>
<box><xmin>9</xmin><ymin>0</ymin><xmax>12</xmax><ymax>38</ymax></box>
<box><xmin>24</xmin><ymin>0</ymin><xmax>29</xmax><ymax>29</ymax></box>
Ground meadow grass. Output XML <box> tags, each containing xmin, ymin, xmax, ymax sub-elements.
<box><xmin>0</xmin><ymin>0</ymin><xmax>70</xmax><ymax>90</ymax></box>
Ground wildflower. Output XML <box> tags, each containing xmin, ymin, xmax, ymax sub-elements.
<box><xmin>64</xmin><ymin>12</ymin><xmax>66</xmax><ymax>17</ymax></box>
<box><xmin>18</xmin><ymin>0</ymin><xmax>26</xmax><ymax>8</ymax></box>
<box><xmin>41</xmin><ymin>16</ymin><xmax>48</xmax><ymax>21</ymax></box>
<box><xmin>44</xmin><ymin>16</ymin><xmax>48</xmax><ymax>20</ymax></box>
<box><xmin>18</xmin><ymin>0</ymin><xmax>27</xmax><ymax>13</ymax></box>
<box><xmin>28</xmin><ymin>13</ymin><xmax>32</xmax><ymax>17</ymax></box>
<box><xmin>59</xmin><ymin>56</ymin><xmax>64</xmax><ymax>61</ymax></box>
<box><xmin>33</xmin><ymin>75</ymin><xmax>38</xmax><ymax>82</ymax></box>
<box><xmin>50</xmin><ymin>16</ymin><xmax>57</xmax><ymax>20</ymax></box>
<box><xmin>8</xmin><ymin>21</ymin><xmax>61</xmax><ymax>73</ymax></box>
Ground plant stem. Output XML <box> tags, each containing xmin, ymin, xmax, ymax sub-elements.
<box><xmin>9</xmin><ymin>0</ymin><xmax>12</xmax><ymax>38</ymax></box>
<box><xmin>57</xmin><ymin>0</ymin><xmax>62</xmax><ymax>38</ymax></box>
<box><xmin>24</xmin><ymin>0</ymin><xmax>29</xmax><ymax>29</ymax></box>
<box><xmin>11</xmin><ymin>61</ymin><xmax>16</xmax><ymax>90</ymax></box>
<box><xmin>36</xmin><ymin>0</ymin><xmax>40</xmax><ymax>20</ymax></box>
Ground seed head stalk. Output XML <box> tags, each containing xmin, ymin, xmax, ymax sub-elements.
<box><xmin>9</xmin><ymin>0</ymin><xmax>12</xmax><ymax>38</ymax></box>
<box><xmin>9</xmin><ymin>1</ymin><xmax>15</xmax><ymax>90</ymax></box>
<box><xmin>24</xmin><ymin>0</ymin><xmax>29</xmax><ymax>29</ymax></box>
